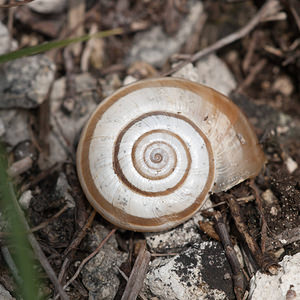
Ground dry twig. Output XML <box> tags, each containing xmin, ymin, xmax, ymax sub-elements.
<box><xmin>249</xmin><ymin>180</ymin><xmax>268</xmax><ymax>254</ymax></box>
<box><xmin>58</xmin><ymin>209</ymin><xmax>96</xmax><ymax>283</ymax></box>
<box><xmin>121</xmin><ymin>241</ymin><xmax>151</xmax><ymax>300</ymax></box>
<box><xmin>214</xmin><ymin>211</ymin><xmax>246</xmax><ymax>300</ymax></box>
<box><xmin>163</xmin><ymin>0</ymin><xmax>281</xmax><ymax>76</ymax></box>
<box><xmin>225</xmin><ymin>195</ymin><xmax>278</xmax><ymax>274</ymax></box>
<box><xmin>7</xmin><ymin>156</ymin><xmax>33</xmax><ymax>177</ymax></box>
<box><xmin>54</xmin><ymin>228</ymin><xmax>117</xmax><ymax>299</ymax></box>
<box><xmin>0</xmin><ymin>0</ymin><xmax>33</xmax><ymax>8</ymax></box>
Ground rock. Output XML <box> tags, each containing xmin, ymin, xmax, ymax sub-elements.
<box><xmin>82</xmin><ymin>224</ymin><xmax>127</xmax><ymax>300</ymax></box>
<box><xmin>145</xmin><ymin>213</ymin><xmax>203</xmax><ymax>253</ymax></box>
<box><xmin>0</xmin><ymin>283</ymin><xmax>14</xmax><ymax>300</ymax></box>
<box><xmin>0</xmin><ymin>21</ymin><xmax>17</xmax><ymax>55</ymax></box>
<box><xmin>99</xmin><ymin>73</ymin><xmax>122</xmax><ymax>99</ymax></box>
<box><xmin>285</xmin><ymin>156</ymin><xmax>298</xmax><ymax>174</ymax></box>
<box><xmin>28</xmin><ymin>0</ymin><xmax>67</xmax><ymax>14</ymax></box>
<box><xmin>272</xmin><ymin>75</ymin><xmax>294</xmax><ymax>96</ymax></box>
<box><xmin>0</xmin><ymin>118</ymin><xmax>4</xmax><ymax>137</ymax></box>
<box><xmin>127</xmin><ymin>1</ymin><xmax>203</xmax><ymax>67</ymax></box>
<box><xmin>19</xmin><ymin>190</ymin><xmax>33</xmax><ymax>210</ymax></box>
<box><xmin>0</xmin><ymin>110</ymin><xmax>31</xmax><ymax>147</ymax></box>
<box><xmin>249</xmin><ymin>252</ymin><xmax>300</xmax><ymax>300</ymax></box>
<box><xmin>173</xmin><ymin>62</ymin><xmax>200</xmax><ymax>83</ymax></box>
<box><xmin>0</xmin><ymin>55</ymin><xmax>55</xmax><ymax>108</ymax></box>
<box><xmin>55</xmin><ymin>173</ymin><xmax>75</xmax><ymax>208</ymax></box>
<box><xmin>41</xmin><ymin>73</ymin><xmax>98</xmax><ymax>168</ymax></box>
<box><xmin>123</xmin><ymin>75</ymin><xmax>137</xmax><ymax>86</ymax></box>
<box><xmin>196</xmin><ymin>54</ymin><xmax>237</xmax><ymax>96</ymax></box>
<box><xmin>12</xmin><ymin>140</ymin><xmax>38</xmax><ymax>162</ymax></box>
<box><xmin>173</xmin><ymin>55</ymin><xmax>237</xmax><ymax>96</ymax></box>
<box><xmin>262</xmin><ymin>189</ymin><xmax>278</xmax><ymax>205</ymax></box>
<box><xmin>143</xmin><ymin>241</ymin><xmax>234</xmax><ymax>300</ymax></box>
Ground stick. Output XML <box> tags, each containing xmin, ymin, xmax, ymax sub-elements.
<box><xmin>121</xmin><ymin>241</ymin><xmax>151</xmax><ymax>300</ymax></box>
<box><xmin>214</xmin><ymin>211</ymin><xmax>246</xmax><ymax>300</ymax></box>
<box><xmin>225</xmin><ymin>195</ymin><xmax>278</xmax><ymax>274</ymax></box>
<box><xmin>54</xmin><ymin>228</ymin><xmax>117</xmax><ymax>299</ymax></box>
<box><xmin>163</xmin><ymin>0</ymin><xmax>281</xmax><ymax>76</ymax></box>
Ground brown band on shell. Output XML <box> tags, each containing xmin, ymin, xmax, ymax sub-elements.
<box><xmin>134</xmin><ymin>133</ymin><xmax>178</xmax><ymax>180</ymax></box>
<box><xmin>113</xmin><ymin>115</ymin><xmax>192</xmax><ymax>196</ymax></box>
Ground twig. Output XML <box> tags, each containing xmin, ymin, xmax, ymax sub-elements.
<box><xmin>8</xmin><ymin>183</ymin><xmax>69</xmax><ymax>300</ymax></box>
<box><xmin>163</xmin><ymin>0</ymin><xmax>281</xmax><ymax>76</ymax></box>
<box><xmin>7</xmin><ymin>156</ymin><xmax>33</xmax><ymax>177</ymax></box>
<box><xmin>236</xmin><ymin>59</ymin><xmax>267</xmax><ymax>93</ymax></box>
<box><xmin>54</xmin><ymin>228</ymin><xmax>117</xmax><ymax>299</ymax></box>
<box><xmin>30</xmin><ymin>204</ymin><xmax>70</xmax><ymax>233</ymax></box>
<box><xmin>249</xmin><ymin>180</ymin><xmax>268</xmax><ymax>254</ymax></box>
<box><xmin>0</xmin><ymin>0</ymin><xmax>33</xmax><ymax>8</ymax></box>
<box><xmin>63</xmin><ymin>209</ymin><xmax>96</xmax><ymax>257</ymax></box>
<box><xmin>225</xmin><ymin>194</ymin><xmax>278</xmax><ymax>274</ymax></box>
<box><xmin>266</xmin><ymin>227</ymin><xmax>300</xmax><ymax>251</ymax></box>
<box><xmin>214</xmin><ymin>211</ymin><xmax>246</xmax><ymax>300</ymax></box>
<box><xmin>199</xmin><ymin>195</ymin><xmax>255</xmax><ymax>212</ymax></box>
<box><xmin>242</xmin><ymin>31</ymin><xmax>259</xmax><ymax>72</ymax></box>
<box><xmin>1</xmin><ymin>246</ymin><xmax>22</xmax><ymax>285</ymax></box>
<box><xmin>58</xmin><ymin>210</ymin><xmax>96</xmax><ymax>283</ymax></box>
<box><xmin>20</xmin><ymin>163</ymin><xmax>60</xmax><ymax>192</ymax></box>
<box><xmin>121</xmin><ymin>241</ymin><xmax>151</xmax><ymax>300</ymax></box>
<box><xmin>289</xmin><ymin>0</ymin><xmax>300</xmax><ymax>32</ymax></box>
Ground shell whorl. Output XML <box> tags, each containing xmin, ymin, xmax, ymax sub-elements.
<box><xmin>77</xmin><ymin>78</ymin><xmax>265</xmax><ymax>231</ymax></box>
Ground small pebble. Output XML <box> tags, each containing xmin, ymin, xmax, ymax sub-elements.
<box><xmin>285</xmin><ymin>157</ymin><xmax>298</xmax><ymax>174</ymax></box>
<box><xmin>28</xmin><ymin>0</ymin><xmax>67</xmax><ymax>14</ymax></box>
<box><xmin>19</xmin><ymin>190</ymin><xmax>33</xmax><ymax>210</ymax></box>
<box><xmin>262</xmin><ymin>189</ymin><xmax>278</xmax><ymax>205</ymax></box>
<box><xmin>272</xmin><ymin>75</ymin><xmax>294</xmax><ymax>96</ymax></box>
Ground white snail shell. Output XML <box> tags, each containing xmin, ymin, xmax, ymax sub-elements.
<box><xmin>77</xmin><ymin>78</ymin><xmax>265</xmax><ymax>232</ymax></box>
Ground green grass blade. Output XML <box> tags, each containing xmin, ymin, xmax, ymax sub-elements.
<box><xmin>0</xmin><ymin>143</ymin><xmax>40</xmax><ymax>299</ymax></box>
<box><xmin>0</xmin><ymin>27</ymin><xmax>123</xmax><ymax>64</ymax></box>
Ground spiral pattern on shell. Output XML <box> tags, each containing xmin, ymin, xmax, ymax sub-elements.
<box><xmin>77</xmin><ymin>78</ymin><xmax>265</xmax><ymax>231</ymax></box>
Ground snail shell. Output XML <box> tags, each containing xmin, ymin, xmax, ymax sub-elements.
<box><xmin>77</xmin><ymin>78</ymin><xmax>265</xmax><ymax>232</ymax></box>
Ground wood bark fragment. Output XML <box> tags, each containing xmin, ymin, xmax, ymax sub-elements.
<box><xmin>7</xmin><ymin>156</ymin><xmax>33</xmax><ymax>177</ymax></box>
<box><xmin>214</xmin><ymin>211</ymin><xmax>246</xmax><ymax>300</ymax></box>
<box><xmin>121</xmin><ymin>241</ymin><xmax>151</xmax><ymax>300</ymax></box>
<box><xmin>225</xmin><ymin>195</ymin><xmax>278</xmax><ymax>274</ymax></box>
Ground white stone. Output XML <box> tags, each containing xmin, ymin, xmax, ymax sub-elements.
<box><xmin>249</xmin><ymin>252</ymin><xmax>300</xmax><ymax>300</ymax></box>
<box><xmin>196</xmin><ymin>54</ymin><xmax>237</xmax><ymax>96</ymax></box>
<box><xmin>127</xmin><ymin>1</ymin><xmax>203</xmax><ymax>67</ymax></box>
<box><xmin>0</xmin><ymin>109</ymin><xmax>30</xmax><ymax>147</ymax></box>
<box><xmin>144</xmin><ymin>242</ymin><xmax>233</xmax><ymax>300</ymax></box>
<box><xmin>123</xmin><ymin>75</ymin><xmax>137</xmax><ymax>86</ymax></box>
<box><xmin>145</xmin><ymin>214</ymin><xmax>202</xmax><ymax>252</ymax></box>
<box><xmin>0</xmin><ymin>118</ymin><xmax>4</xmax><ymax>137</ymax></box>
<box><xmin>262</xmin><ymin>189</ymin><xmax>278</xmax><ymax>205</ymax></box>
<box><xmin>272</xmin><ymin>75</ymin><xmax>294</xmax><ymax>96</ymax></box>
<box><xmin>40</xmin><ymin>73</ymin><xmax>98</xmax><ymax>168</ymax></box>
<box><xmin>28</xmin><ymin>0</ymin><xmax>67</xmax><ymax>14</ymax></box>
<box><xmin>173</xmin><ymin>63</ymin><xmax>200</xmax><ymax>83</ymax></box>
<box><xmin>172</xmin><ymin>55</ymin><xmax>237</xmax><ymax>96</ymax></box>
<box><xmin>0</xmin><ymin>21</ymin><xmax>17</xmax><ymax>55</ymax></box>
<box><xmin>19</xmin><ymin>190</ymin><xmax>32</xmax><ymax>210</ymax></box>
<box><xmin>285</xmin><ymin>157</ymin><xmax>298</xmax><ymax>174</ymax></box>
<box><xmin>0</xmin><ymin>283</ymin><xmax>14</xmax><ymax>300</ymax></box>
<box><xmin>0</xmin><ymin>55</ymin><xmax>56</xmax><ymax>108</ymax></box>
